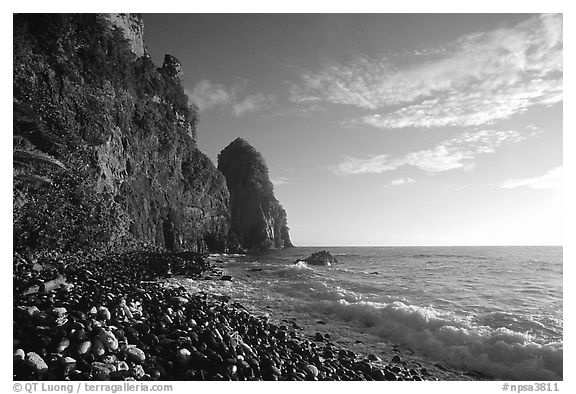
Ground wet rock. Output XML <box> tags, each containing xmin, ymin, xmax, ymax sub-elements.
<box><xmin>91</xmin><ymin>338</ymin><xmax>106</xmax><ymax>357</ymax></box>
<box><xmin>56</xmin><ymin>337</ymin><xmax>70</xmax><ymax>353</ymax></box>
<box><xmin>27</xmin><ymin>352</ymin><xmax>48</xmax><ymax>372</ymax></box>
<box><xmin>97</xmin><ymin>306</ymin><xmax>111</xmax><ymax>322</ymax></box>
<box><xmin>98</xmin><ymin>330</ymin><xmax>119</xmax><ymax>351</ymax></box>
<box><xmin>91</xmin><ymin>362</ymin><xmax>116</xmax><ymax>376</ymax></box>
<box><xmin>384</xmin><ymin>370</ymin><xmax>397</xmax><ymax>381</ymax></box>
<box><xmin>126</xmin><ymin>347</ymin><xmax>146</xmax><ymax>364</ymax></box>
<box><xmin>14</xmin><ymin>348</ymin><xmax>25</xmax><ymax>360</ymax></box>
<box><xmin>314</xmin><ymin>332</ymin><xmax>325</xmax><ymax>342</ymax></box>
<box><xmin>367</xmin><ymin>354</ymin><xmax>381</xmax><ymax>362</ymax></box>
<box><xmin>176</xmin><ymin>348</ymin><xmax>192</xmax><ymax>366</ymax></box>
<box><xmin>77</xmin><ymin>340</ymin><xmax>92</xmax><ymax>355</ymax></box>
<box><xmin>371</xmin><ymin>368</ymin><xmax>386</xmax><ymax>381</ymax></box>
<box><xmin>131</xmin><ymin>364</ymin><xmax>145</xmax><ymax>379</ymax></box>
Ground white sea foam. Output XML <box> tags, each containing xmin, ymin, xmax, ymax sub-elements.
<box><xmin>312</xmin><ymin>299</ymin><xmax>562</xmax><ymax>380</ymax></box>
<box><xmin>290</xmin><ymin>261</ymin><xmax>314</xmax><ymax>270</ymax></box>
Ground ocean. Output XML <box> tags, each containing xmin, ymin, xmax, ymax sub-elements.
<box><xmin>171</xmin><ymin>246</ymin><xmax>562</xmax><ymax>381</ymax></box>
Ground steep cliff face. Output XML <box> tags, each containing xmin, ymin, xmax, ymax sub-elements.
<box><xmin>105</xmin><ymin>14</ymin><xmax>146</xmax><ymax>57</ymax></box>
<box><xmin>13</xmin><ymin>14</ymin><xmax>230</xmax><ymax>253</ymax></box>
<box><xmin>218</xmin><ymin>138</ymin><xmax>293</xmax><ymax>250</ymax></box>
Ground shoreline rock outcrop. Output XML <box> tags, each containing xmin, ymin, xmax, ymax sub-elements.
<box><xmin>218</xmin><ymin>138</ymin><xmax>293</xmax><ymax>251</ymax></box>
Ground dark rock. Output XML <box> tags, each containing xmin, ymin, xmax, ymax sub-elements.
<box><xmin>314</xmin><ymin>332</ymin><xmax>325</xmax><ymax>342</ymax></box>
<box><xmin>303</xmin><ymin>364</ymin><xmax>319</xmax><ymax>378</ymax></box>
<box><xmin>384</xmin><ymin>370</ymin><xmax>398</xmax><ymax>381</ymax></box>
<box><xmin>14</xmin><ymin>349</ymin><xmax>25</xmax><ymax>361</ymax></box>
<box><xmin>301</xmin><ymin>250</ymin><xmax>338</xmax><ymax>266</ymax></box>
<box><xmin>465</xmin><ymin>370</ymin><xmax>492</xmax><ymax>379</ymax></box>
<box><xmin>367</xmin><ymin>354</ymin><xmax>381</xmax><ymax>362</ymax></box>
<box><xmin>218</xmin><ymin>138</ymin><xmax>293</xmax><ymax>250</ymax></box>
<box><xmin>91</xmin><ymin>362</ymin><xmax>117</xmax><ymax>376</ymax></box>
<box><xmin>391</xmin><ymin>355</ymin><xmax>402</xmax><ymax>363</ymax></box>
<box><xmin>434</xmin><ymin>362</ymin><xmax>450</xmax><ymax>372</ymax></box>
<box><xmin>371</xmin><ymin>368</ymin><xmax>386</xmax><ymax>381</ymax></box>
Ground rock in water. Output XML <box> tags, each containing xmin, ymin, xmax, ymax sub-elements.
<box><xmin>218</xmin><ymin>138</ymin><xmax>293</xmax><ymax>251</ymax></box>
<box><xmin>302</xmin><ymin>250</ymin><xmax>338</xmax><ymax>266</ymax></box>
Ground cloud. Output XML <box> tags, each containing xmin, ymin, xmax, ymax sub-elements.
<box><xmin>186</xmin><ymin>80</ymin><xmax>275</xmax><ymax>117</ymax></box>
<box><xmin>390</xmin><ymin>178</ymin><xmax>416</xmax><ymax>186</ymax></box>
<box><xmin>291</xmin><ymin>14</ymin><xmax>562</xmax><ymax>129</ymax></box>
<box><xmin>501</xmin><ymin>167</ymin><xmax>562</xmax><ymax>190</ymax></box>
<box><xmin>271</xmin><ymin>176</ymin><xmax>288</xmax><ymax>186</ymax></box>
<box><xmin>334</xmin><ymin>129</ymin><xmax>526</xmax><ymax>175</ymax></box>
<box><xmin>186</xmin><ymin>80</ymin><xmax>232</xmax><ymax>111</ymax></box>
<box><xmin>232</xmin><ymin>93</ymin><xmax>275</xmax><ymax>116</ymax></box>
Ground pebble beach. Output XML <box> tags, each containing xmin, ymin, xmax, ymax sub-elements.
<box><xmin>13</xmin><ymin>250</ymin><xmax>476</xmax><ymax>381</ymax></box>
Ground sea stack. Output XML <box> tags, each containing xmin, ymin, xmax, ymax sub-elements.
<box><xmin>218</xmin><ymin>138</ymin><xmax>293</xmax><ymax>251</ymax></box>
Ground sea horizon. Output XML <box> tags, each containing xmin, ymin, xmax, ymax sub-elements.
<box><xmin>282</xmin><ymin>244</ymin><xmax>563</xmax><ymax>248</ymax></box>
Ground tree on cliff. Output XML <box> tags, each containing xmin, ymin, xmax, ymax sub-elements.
<box><xmin>218</xmin><ymin>138</ymin><xmax>293</xmax><ymax>251</ymax></box>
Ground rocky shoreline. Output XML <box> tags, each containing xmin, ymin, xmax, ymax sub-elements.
<box><xmin>13</xmin><ymin>250</ymin><xmax>476</xmax><ymax>381</ymax></box>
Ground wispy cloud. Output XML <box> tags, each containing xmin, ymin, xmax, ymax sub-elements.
<box><xmin>186</xmin><ymin>80</ymin><xmax>275</xmax><ymax>117</ymax></box>
<box><xmin>186</xmin><ymin>80</ymin><xmax>232</xmax><ymax>111</ymax></box>
<box><xmin>271</xmin><ymin>176</ymin><xmax>288</xmax><ymax>186</ymax></box>
<box><xmin>334</xmin><ymin>129</ymin><xmax>526</xmax><ymax>175</ymax></box>
<box><xmin>501</xmin><ymin>167</ymin><xmax>562</xmax><ymax>190</ymax></box>
<box><xmin>389</xmin><ymin>178</ymin><xmax>416</xmax><ymax>186</ymax></box>
<box><xmin>291</xmin><ymin>14</ymin><xmax>562</xmax><ymax>129</ymax></box>
<box><xmin>232</xmin><ymin>93</ymin><xmax>276</xmax><ymax>116</ymax></box>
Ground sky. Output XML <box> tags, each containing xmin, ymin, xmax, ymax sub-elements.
<box><xmin>142</xmin><ymin>13</ymin><xmax>563</xmax><ymax>246</ymax></box>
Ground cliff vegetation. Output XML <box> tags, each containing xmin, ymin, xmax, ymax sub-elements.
<box><xmin>13</xmin><ymin>14</ymin><xmax>230</xmax><ymax>254</ymax></box>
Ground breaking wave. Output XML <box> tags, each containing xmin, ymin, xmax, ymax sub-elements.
<box><xmin>311</xmin><ymin>298</ymin><xmax>562</xmax><ymax>380</ymax></box>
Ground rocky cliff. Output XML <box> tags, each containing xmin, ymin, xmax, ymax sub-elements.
<box><xmin>13</xmin><ymin>14</ymin><xmax>230</xmax><ymax>253</ymax></box>
<box><xmin>218</xmin><ymin>138</ymin><xmax>293</xmax><ymax>250</ymax></box>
